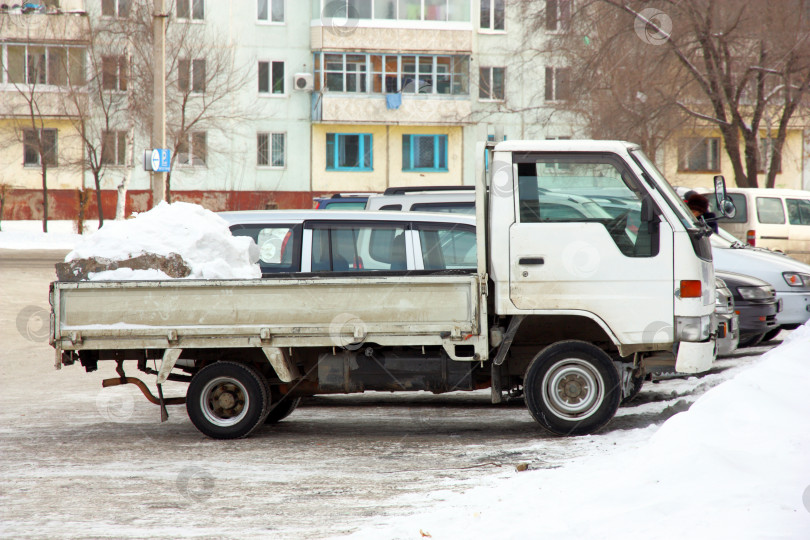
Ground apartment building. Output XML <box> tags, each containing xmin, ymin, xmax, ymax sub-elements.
<box><xmin>0</xmin><ymin>3</ymin><xmax>89</xmax><ymax>220</ymax></box>
<box><xmin>1</xmin><ymin>1</ymin><xmax>806</xmax><ymax>222</ymax></box>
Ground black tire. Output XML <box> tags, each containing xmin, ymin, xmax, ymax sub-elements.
<box><xmin>620</xmin><ymin>372</ymin><xmax>645</xmax><ymax>406</ymax></box>
<box><xmin>264</xmin><ymin>394</ymin><xmax>302</xmax><ymax>424</ymax></box>
<box><xmin>524</xmin><ymin>341</ymin><xmax>621</xmax><ymax>436</ymax></box>
<box><xmin>759</xmin><ymin>327</ymin><xmax>782</xmax><ymax>343</ymax></box>
<box><xmin>186</xmin><ymin>362</ymin><xmax>269</xmax><ymax>439</ymax></box>
<box><xmin>737</xmin><ymin>332</ymin><xmax>765</xmax><ymax>348</ymax></box>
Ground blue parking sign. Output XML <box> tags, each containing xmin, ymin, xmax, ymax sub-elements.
<box><xmin>150</xmin><ymin>149</ymin><xmax>171</xmax><ymax>172</ymax></box>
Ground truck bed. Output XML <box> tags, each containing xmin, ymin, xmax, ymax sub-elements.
<box><xmin>51</xmin><ymin>274</ymin><xmax>483</xmax><ymax>355</ymax></box>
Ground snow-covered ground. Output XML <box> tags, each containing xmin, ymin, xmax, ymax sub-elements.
<box><xmin>2</xmin><ymin>209</ymin><xmax>809</xmax><ymax>538</ymax></box>
<box><xmin>0</xmin><ymin>220</ymin><xmax>92</xmax><ymax>250</ymax></box>
<box><xmin>346</xmin><ymin>326</ymin><xmax>810</xmax><ymax>540</ymax></box>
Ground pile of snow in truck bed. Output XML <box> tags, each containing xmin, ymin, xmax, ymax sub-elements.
<box><xmin>350</xmin><ymin>323</ymin><xmax>810</xmax><ymax>540</ymax></box>
<box><xmin>65</xmin><ymin>202</ymin><xmax>259</xmax><ymax>280</ymax></box>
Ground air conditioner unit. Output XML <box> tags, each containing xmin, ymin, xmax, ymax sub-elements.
<box><xmin>293</xmin><ymin>73</ymin><xmax>314</xmax><ymax>92</ymax></box>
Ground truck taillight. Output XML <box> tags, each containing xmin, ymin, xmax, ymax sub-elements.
<box><xmin>680</xmin><ymin>280</ymin><xmax>702</xmax><ymax>298</ymax></box>
<box><xmin>746</xmin><ymin>230</ymin><xmax>756</xmax><ymax>246</ymax></box>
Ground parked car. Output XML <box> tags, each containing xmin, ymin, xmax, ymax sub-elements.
<box><xmin>313</xmin><ymin>193</ymin><xmax>374</xmax><ymax>210</ymax></box>
<box><xmin>365</xmin><ymin>186</ymin><xmax>475</xmax><ymax>213</ymax></box>
<box><xmin>714</xmin><ymin>277</ymin><xmax>739</xmax><ymax>356</ymax></box>
<box><xmin>711</xmin><ymin>227</ymin><xmax>810</xmax><ymax>341</ymax></box>
<box><xmin>223</xmin><ymin>210</ymin><xmax>477</xmax><ymax>276</ymax></box>
<box><xmin>709</xmin><ymin>188</ymin><xmax>810</xmax><ymax>264</ymax></box>
<box><xmin>715</xmin><ymin>271</ymin><xmax>779</xmax><ymax>347</ymax></box>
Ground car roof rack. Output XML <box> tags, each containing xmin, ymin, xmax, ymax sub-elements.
<box><xmin>383</xmin><ymin>186</ymin><xmax>475</xmax><ymax>195</ymax></box>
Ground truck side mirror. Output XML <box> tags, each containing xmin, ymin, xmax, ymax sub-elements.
<box><xmin>713</xmin><ymin>175</ymin><xmax>736</xmax><ymax>219</ymax></box>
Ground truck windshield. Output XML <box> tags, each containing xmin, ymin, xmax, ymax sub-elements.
<box><xmin>629</xmin><ymin>149</ymin><xmax>697</xmax><ymax>230</ymax></box>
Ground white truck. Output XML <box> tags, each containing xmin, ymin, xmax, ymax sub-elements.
<box><xmin>50</xmin><ymin>140</ymin><xmax>723</xmax><ymax>439</ymax></box>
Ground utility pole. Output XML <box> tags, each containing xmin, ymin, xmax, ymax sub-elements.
<box><xmin>151</xmin><ymin>0</ymin><xmax>167</xmax><ymax>205</ymax></box>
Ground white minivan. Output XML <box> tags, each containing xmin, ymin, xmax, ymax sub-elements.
<box><xmin>713</xmin><ymin>188</ymin><xmax>810</xmax><ymax>264</ymax></box>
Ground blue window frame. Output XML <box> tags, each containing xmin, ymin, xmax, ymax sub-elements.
<box><xmin>402</xmin><ymin>134</ymin><xmax>448</xmax><ymax>172</ymax></box>
<box><xmin>326</xmin><ymin>133</ymin><xmax>373</xmax><ymax>171</ymax></box>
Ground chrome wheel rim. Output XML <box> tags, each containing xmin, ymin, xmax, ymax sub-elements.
<box><xmin>200</xmin><ymin>376</ymin><xmax>249</xmax><ymax>427</ymax></box>
<box><xmin>541</xmin><ymin>358</ymin><xmax>604</xmax><ymax>421</ymax></box>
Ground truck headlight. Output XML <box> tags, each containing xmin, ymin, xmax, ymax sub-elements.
<box><xmin>737</xmin><ymin>285</ymin><xmax>775</xmax><ymax>301</ymax></box>
<box><xmin>783</xmin><ymin>272</ymin><xmax>810</xmax><ymax>288</ymax></box>
<box><xmin>675</xmin><ymin>315</ymin><xmax>712</xmax><ymax>342</ymax></box>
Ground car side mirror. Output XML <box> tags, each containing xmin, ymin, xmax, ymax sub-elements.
<box><xmin>713</xmin><ymin>175</ymin><xmax>736</xmax><ymax>219</ymax></box>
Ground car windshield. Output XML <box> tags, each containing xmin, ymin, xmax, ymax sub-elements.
<box><xmin>629</xmin><ymin>148</ymin><xmax>697</xmax><ymax>229</ymax></box>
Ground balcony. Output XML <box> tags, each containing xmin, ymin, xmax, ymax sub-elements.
<box><xmin>313</xmin><ymin>93</ymin><xmax>471</xmax><ymax>125</ymax></box>
<box><xmin>0</xmin><ymin>9</ymin><xmax>88</xmax><ymax>44</ymax></box>
<box><xmin>311</xmin><ymin>24</ymin><xmax>472</xmax><ymax>53</ymax></box>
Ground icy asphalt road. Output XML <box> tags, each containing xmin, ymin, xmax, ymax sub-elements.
<box><xmin>0</xmin><ymin>250</ymin><xmax>777</xmax><ymax>539</ymax></box>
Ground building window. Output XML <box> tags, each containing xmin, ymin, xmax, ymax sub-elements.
<box><xmin>258</xmin><ymin>61</ymin><xmax>285</xmax><ymax>94</ymax></box>
<box><xmin>179</xmin><ymin>58</ymin><xmax>206</xmax><ymax>93</ymax></box>
<box><xmin>326</xmin><ymin>133</ymin><xmax>373</xmax><ymax>171</ymax></box>
<box><xmin>5</xmin><ymin>44</ymin><xmax>85</xmax><ymax>87</ymax></box>
<box><xmin>258</xmin><ymin>0</ymin><xmax>284</xmax><ymax>22</ymax></box>
<box><xmin>23</xmin><ymin>129</ymin><xmax>58</xmax><ymax>167</ymax></box>
<box><xmin>678</xmin><ymin>137</ymin><xmax>721</xmax><ymax>172</ymax></box>
<box><xmin>315</xmin><ymin>52</ymin><xmax>469</xmax><ymax>95</ymax></box>
<box><xmin>402</xmin><ymin>134</ymin><xmax>448</xmax><ymax>172</ymax></box>
<box><xmin>102</xmin><ymin>56</ymin><xmax>128</xmax><ymax>91</ymax></box>
<box><xmin>325</xmin><ymin>0</ymin><xmax>469</xmax><ymax>22</ymax></box>
<box><xmin>758</xmin><ymin>137</ymin><xmax>782</xmax><ymax>173</ymax></box>
<box><xmin>101</xmin><ymin>131</ymin><xmax>127</xmax><ymax>166</ymax></box>
<box><xmin>544</xmin><ymin>66</ymin><xmax>570</xmax><ymax>101</ymax></box>
<box><xmin>478</xmin><ymin>66</ymin><xmax>505</xmax><ymax>100</ymax></box>
<box><xmin>480</xmin><ymin>0</ymin><xmax>504</xmax><ymax>30</ymax></box>
<box><xmin>545</xmin><ymin>0</ymin><xmax>571</xmax><ymax>32</ymax></box>
<box><xmin>177</xmin><ymin>0</ymin><xmax>204</xmax><ymax>20</ymax></box>
<box><xmin>102</xmin><ymin>0</ymin><xmax>131</xmax><ymax>17</ymax></box>
<box><xmin>257</xmin><ymin>132</ymin><xmax>286</xmax><ymax>167</ymax></box>
<box><xmin>178</xmin><ymin>132</ymin><xmax>207</xmax><ymax>167</ymax></box>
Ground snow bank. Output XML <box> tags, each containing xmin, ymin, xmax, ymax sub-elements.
<box><xmin>348</xmin><ymin>325</ymin><xmax>810</xmax><ymax>539</ymax></box>
<box><xmin>65</xmin><ymin>202</ymin><xmax>259</xmax><ymax>280</ymax></box>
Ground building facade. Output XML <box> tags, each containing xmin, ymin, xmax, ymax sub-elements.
<box><xmin>0</xmin><ymin>0</ymin><xmax>807</xmax><ymax>222</ymax></box>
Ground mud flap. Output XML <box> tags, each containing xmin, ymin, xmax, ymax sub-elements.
<box><xmin>674</xmin><ymin>341</ymin><xmax>714</xmax><ymax>374</ymax></box>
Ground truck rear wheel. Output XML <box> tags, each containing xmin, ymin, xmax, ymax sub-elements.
<box><xmin>264</xmin><ymin>394</ymin><xmax>302</xmax><ymax>424</ymax></box>
<box><xmin>186</xmin><ymin>362</ymin><xmax>269</xmax><ymax>439</ymax></box>
<box><xmin>524</xmin><ymin>341</ymin><xmax>621</xmax><ymax>436</ymax></box>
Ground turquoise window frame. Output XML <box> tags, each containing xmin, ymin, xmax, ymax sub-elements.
<box><xmin>403</xmin><ymin>134</ymin><xmax>448</xmax><ymax>172</ymax></box>
<box><xmin>326</xmin><ymin>133</ymin><xmax>373</xmax><ymax>171</ymax></box>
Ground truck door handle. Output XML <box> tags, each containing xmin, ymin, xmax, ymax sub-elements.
<box><xmin>519</xmin><ymin>257</ymin><xmax>544</xmax><ymax>265</ymax></box>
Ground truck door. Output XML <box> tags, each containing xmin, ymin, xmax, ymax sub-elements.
<box><xmin>508</xmin><ymin>152</ymin><xmax>675</xmax><ymax>345</ymax></box>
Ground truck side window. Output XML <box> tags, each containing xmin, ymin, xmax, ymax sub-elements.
<box><xmin>230</xmin><ymin>224</ymin><xmax>300</xmax><ymax>274</ymax></box>
<box><xmin>416</xmin><ymin>224</ymin><xmax>477</xmax><ymax>271</ymax></box>
<box><xmin>310</xmin><ymin>224</ymin><xmax>408</xmax><ymax>272</ymax></box>
<box><xmin>515</xmin><ymin>154</ymin><xmax>659</xmax><ymax>257</ymax></box>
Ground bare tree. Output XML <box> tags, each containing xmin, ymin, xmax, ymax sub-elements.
<box><xmin>535</xmin><ymin>0</ymin><xmax>810</xmax><ymax>187</ymax></box>
<box><xmin>123</xmin><ymin>2</ymin><xmax>251</xmax><ymax>202</ymax></box>
<box><xmin>61</xmin><ymin>13</ymin><xmax>135</xmax><ymax>228</ymax></box>
<box><xmin>0</xmin><ymin>183</ymin><xmax>9</xmax><ymax>231</ymax></box>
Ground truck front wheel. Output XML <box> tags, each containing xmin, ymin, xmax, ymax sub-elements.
<box><xmin>186</xmin><ymin>362</ymin><xmax>269</xmax><ymax>439</ymax></box>
<box><xmin>524</xmin><ymin>341</ymin><xmax>621</xmax><ymax>436</ymax></box>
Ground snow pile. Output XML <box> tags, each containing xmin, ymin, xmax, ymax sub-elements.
<box><xmin>348</xmin><ymin>325</ymin><xmax>810</xmax><ymax>540</ymax></box>
<box><xmin>65</xmin><ymin>202</ymin><xmax>259</xmax><ymax>280</ymax></box>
